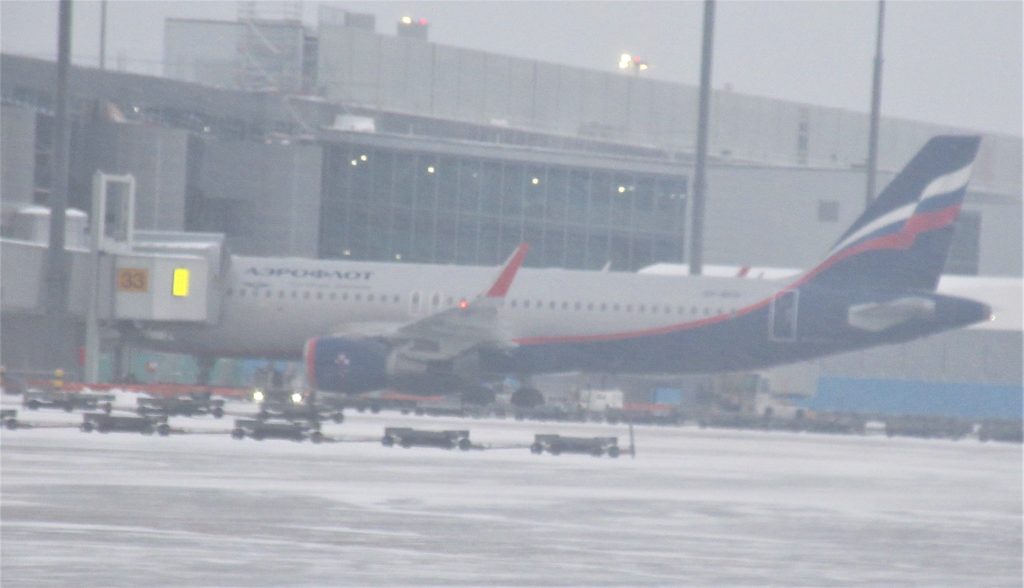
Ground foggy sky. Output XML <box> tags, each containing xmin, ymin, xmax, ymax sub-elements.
<box><xmin>1</xmin><ymin>1</ymin><xmax>1020</xmax><ymax>136</ymax></box>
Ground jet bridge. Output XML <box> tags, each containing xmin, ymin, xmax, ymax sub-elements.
<box><xmin>0</xmin><ymin>173</ymin><xmax>227</xmax><ymax>374</ymax></box>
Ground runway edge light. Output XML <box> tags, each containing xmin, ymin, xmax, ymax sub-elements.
<box><xmin>172</xmin><ymin>267</ymin><xmax>190</xmax><ymax>297</ymax></box>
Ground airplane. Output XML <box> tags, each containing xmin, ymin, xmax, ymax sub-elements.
<box><xmin>134</xmin><ymin>135</ymin><xmax>990</xmax><ymax>396</ymax></box>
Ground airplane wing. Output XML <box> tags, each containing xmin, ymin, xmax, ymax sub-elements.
<box><xmin>385</xmin><ymin>244</ymin><xmax>529</xmax><ymax>361</ymax></box>
<box><xmin>847</xmin><ymin>296</ymin><xmax>937</xmax><ymax>332</ymax></box>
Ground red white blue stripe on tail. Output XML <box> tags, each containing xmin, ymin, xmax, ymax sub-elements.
<box><xmin>803</xmin><ymin>135</ymin><xmax>980</xmax><ymax>292</ymax></box>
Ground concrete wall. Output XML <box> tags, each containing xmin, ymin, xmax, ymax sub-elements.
<box><xmin>701</xmin><ymin>164</ymin><xmax>1021</xmax><ymax>277</ymax></box>
<box><xmin>818</xmin><ymin>328</ymin><xmax>1022</xmax><ymax>387</ymax></box>
<box><xmin>701</xmin><ymin>166</ymin><xmax>894</xmax><ymax>269</ymax></box>
<box><xmin>82</xmin><ymin>121</ymin><xmax>190</xmax><ymax>231</ymax></box>
<box><xmin>969</xmin><ymin>194</ymin><xmax>1023</xmax><ymax>277</ymax></box>
<box><xmin>1</xmin><ymin>104</ymin><xmax>36</xmax><ymax>207</ymax></box>
<box><xmin>315</xmin><ymin>26</ymin><xmax>1021</xmax><ymax>197</ymax></box>
<box><xmin>164</xmin><ymin>19</ymin><xmax>242</xmax><ymax>87</ymax></box>
<box><xmin>197</xmin><ymin>139</ymin><xmax>323</xmax><ymax>257</ymax></box>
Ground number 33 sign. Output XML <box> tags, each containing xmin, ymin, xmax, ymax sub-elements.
<box><xmin>117</xmin><ymin>268</ymin><xmax>149</xmax><ymax>292</ymax></box>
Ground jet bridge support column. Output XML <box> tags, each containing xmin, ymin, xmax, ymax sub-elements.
<box><xmin>84</xmin><ymin>172</ymin><xmax>136</xmax><ymax>384</ymax></box>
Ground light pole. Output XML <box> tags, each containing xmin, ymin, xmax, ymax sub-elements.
<box><xmin>865</xmin><ymin>0</ymin><xmax>885</xmax><ymax>209</ymax></box>
<box><xmin>690</xmin><ymin>0</ymin><xmax>715</xmax><ymax>276</ymax></box>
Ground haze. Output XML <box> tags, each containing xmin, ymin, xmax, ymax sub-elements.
<box><xmin>1</xmin><ymin>1</ymin><xmax>1020</xmax><ymax>136</ymax></box>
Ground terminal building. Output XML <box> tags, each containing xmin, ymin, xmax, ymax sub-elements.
<box><xmin>1</xmin><ymin>7</ymin><xmax>1020</xmax><ymax>417</ymax></box>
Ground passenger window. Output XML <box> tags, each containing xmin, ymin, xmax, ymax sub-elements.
<box><xmin>586</xmin><ymin>303</ymin><xmax>594</xmax><ymax>311</ymax></box>
<box><xmin>651</xmin><ymin>305</ymin><xmax>658</xmax><ymax>314</ymax></box>
<box><xmin>394</xmin><ymin>295</ymin><xmax>401</xmax><ymax>303</ymax></box>
<box><xmin>302</xmin><ymin>292</ymin><xmax>310</xmax><ymax>300</ymax></box>
<box><xmin>510</xmin><ymin>300</ymin><xmax>518</xmax><ymax>308</ymax></box>
<box><xmin>354</xmin><ymin>293</ymin><xmax>362</xmax><ymax>301</ymax></box>
<box><xmin>226</xmin><ymin>288</ymin><xmax>233</xmax><ymax>296</ymax></box>
<box><xmin>264</xmin><ymin>290</ymin><xmax>272</xmax><ymax>298</ymax></box>
<box><xmin>549</xmin><ymin>301</ymin><xmax>556</xmax><ymax>310</ymax></box>
<box><xmin>279</xmin><ymin>291</ymin><xmax>285</xmax><ymax>299</ymax></box>
<box><xmin>561</xmin><ymin>302</ymin><xmax>569</xmax><ymax>310</ymax></box>
<box><xmin>316</xmin><ymin>292</ymin><xmax>323</xmax><ymax>300</ymax></box>
<box><xmin>574</xmin><ymin>302</ymin><xmax>582</xmax><ymax>311</ymax></box>
<box><xmin>367</xmin><ymin>294</ymin><xmax>375</xmax><ymax>302</ymax></box>
<box><xmin>524</xmin><ymin>300</ymin><xmax>531</xmax><ymax>309</ymax></box>
<box><xmin>599</xmin><ymin>303</ymin><xmax>607</xmax><ymax>311</ymax></box>
<box><xmin>328</xmin><ymin>292</ymin><xmax>336</xmax><ymax>300</ymax></box>
<box><xmin>612</xmin><ymin>303</ymin><xmax>620</xmax><ymax>312</ymax></box>
<box><xmin>665</xmin><ymin>306</ymin><xmax>672</xmax><ymax>314</ymax></box>
<box><xmin>639</xmin><ymin>305</ymin><xmax>646</xmax><ymax>313</ymax></box>
<box><xmin>239</xmin><ymin>289</ymin><xmax>246</xmax><ymax>298</ymax></box>
<box><xmin>625</xmin><ymin>304</ymin><xmax>633</xmax><ymax>312</ymax></box>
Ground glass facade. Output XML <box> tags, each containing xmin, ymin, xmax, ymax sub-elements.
<box><xmin>319</xmin><ymin>142</ymin><xmax>688</xmax><ymax>270</ymax></box>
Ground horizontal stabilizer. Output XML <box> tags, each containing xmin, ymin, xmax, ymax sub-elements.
<box><xmin>847</xmin><ymin>297</ymin><xmax>936</xmax><ymax>332</ymax></box>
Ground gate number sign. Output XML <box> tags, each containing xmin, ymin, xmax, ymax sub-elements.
<box><xmin>117</xmin><ymin>268</ymin><xmax>149</xmax><ymax>293</ymax></box>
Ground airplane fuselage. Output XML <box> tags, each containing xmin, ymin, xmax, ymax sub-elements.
<box><xmin>141</xmin><ymin>254</ymin><xmax>987</xmax><ymax>378</ymax></box>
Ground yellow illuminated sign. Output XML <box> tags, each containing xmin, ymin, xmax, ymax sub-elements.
<box><xmin>172</xmin><ymin>268</ymin><xmax>190</xmax><ymax>297</ymax></box>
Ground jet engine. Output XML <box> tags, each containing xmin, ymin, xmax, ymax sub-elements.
<box><xmin>304</xmin><ymin>336</ymin><xmax>471</xmax><ymax>394</ymax></box>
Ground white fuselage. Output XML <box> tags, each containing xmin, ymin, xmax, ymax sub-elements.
<box><xmin>156</xmin><ymin>255</ymin><xmax>782</xmax><ymax>359</ymax></box>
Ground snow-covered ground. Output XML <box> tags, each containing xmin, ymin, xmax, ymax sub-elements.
<box><xmin>2</xmin><ymin>393</ymin><xmax>1021</xmax><ymax>587</ymax></box>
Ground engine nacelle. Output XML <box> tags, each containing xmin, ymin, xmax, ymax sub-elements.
<box><xmin>305</xmin><ymin>337</ymin><xmax>390</xmax><ymax>394</ymax></box>
<box><xmin>304</xmin><ymin>336</ymin><xmax>461</xmax><ymax>394</ymax></box>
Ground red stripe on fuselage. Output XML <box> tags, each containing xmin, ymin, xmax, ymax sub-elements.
<box><xmin>512</xmin><ymin>204</ymin><xmax>961</xmax><ymax>347</ymax></box>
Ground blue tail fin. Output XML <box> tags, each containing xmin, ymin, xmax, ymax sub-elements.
<box><xmin>804</xmin><ymin>135</ymin><xmax>981</xmax><ymax>292</ymax></box>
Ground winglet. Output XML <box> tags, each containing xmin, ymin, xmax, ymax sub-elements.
<box><xmin>485</xmin><ymin>243</ymin><xmax>529</xmax><ymax>298</ymax></box>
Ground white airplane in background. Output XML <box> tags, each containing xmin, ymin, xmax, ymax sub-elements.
<box><xmin>133</xmin><ymin>136</ymin><xmax>991</xmax><ymax>395</ymax></box>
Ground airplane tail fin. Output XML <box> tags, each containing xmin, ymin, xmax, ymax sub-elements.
<box><xmin>803</xmin><ymin>135</ymin><xmax>981</xmax><ymax>292</ymax></box>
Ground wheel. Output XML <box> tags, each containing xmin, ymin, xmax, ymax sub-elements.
<box><xmin>332</xmin><ymin>412</ymin><xmax>344</xmax><ymax>424</ymax></box>
<box><xmin>311</xmin><ymin>431</ymin><xmax>324</xmax><ymax>444</ymax></box>
<box><xmin>357</xmin><ymin>406</ymin><xmax>366</xmax><ymax>413</ymax></box>
<box><xmin>231</xmin><ymin>428</ymin><xmax>245</xmax><ymax>439</ymax></box>
<box><xmin>530</xmin><ymin>443</ymin><xmax>543</xmax><ymax>455</ymax></box>
<box><xmin>414</xmin><ymin>408</ymin><xmax>425</xmax><ymax>416</ymax></box>
<box><xmin>253</xmin><ymin>431</ymin><xmax>265</xmax><ymax>441</ymax></box>
<box><xmin>591</xmin><ymin>447</ymin><xmax>604</xmax><ymax>457</ymax></box>
<box><xmin>141</xmin><ymin>426</ymin><xmax>154</xmax><ymax>436</ymax></box>
<box><xmin>4</xmin><ymin>419</ymin><xmax>17</xmax><ymax>430</ymax></box>
<box><xmin>98</xmin><ymin>423</ymin><xmax>111</xmax><ymax>433</ymax></box>
<box><xmin>212</xmin><ymin>407</ymin><xmax>224</xmax><ymax>419</ymax></box>
<box><xmin>382</xmin><ymin>435</ymin><xmax>395</xmax><ymax>447</ymax></box>
<box><xmin>608</xmin><ymin>446</ymin><xmax>620</xmax><ymax>458</ymax></box>
<box><xmin>103</xmin><ymin>403</ymin><xmax>113</xmax><ymax>415</ymax></box>
<box><xmin>63</xmin><ymin>403</ymin><xmax>73</xmax><ymax>412</ymax></box>
<box><xmin>157</xmin><ymin>423</ymin><xmax>171</xmax><ymax>436</ymax></box>
<box><xmin>400</xmin><ymin>438</ymin><xmax>412</xmax><ymax>448</ymax></box>
<box><xmin>549</xmin><ymin>445</ymin><xmax>561</xmax><ymax>456</ymax></box>
<box><xmin>458</xmin><ymin>438</ymin><xmax>472</xmax><ymax>451</ymax></box>
<box><xmin>370</xmin><ymin>404</ymin><xmax>381</xmax><ymax>414</ymax></box>
<box><xmin>81</xmin><ymin>421</ymin><xmax>94</xmax><ymax>433</ymax></box>
<box><xmin>27</xmin><ymin>400</ymin><xmax>40</xmax><ymax>410</ymax></box>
